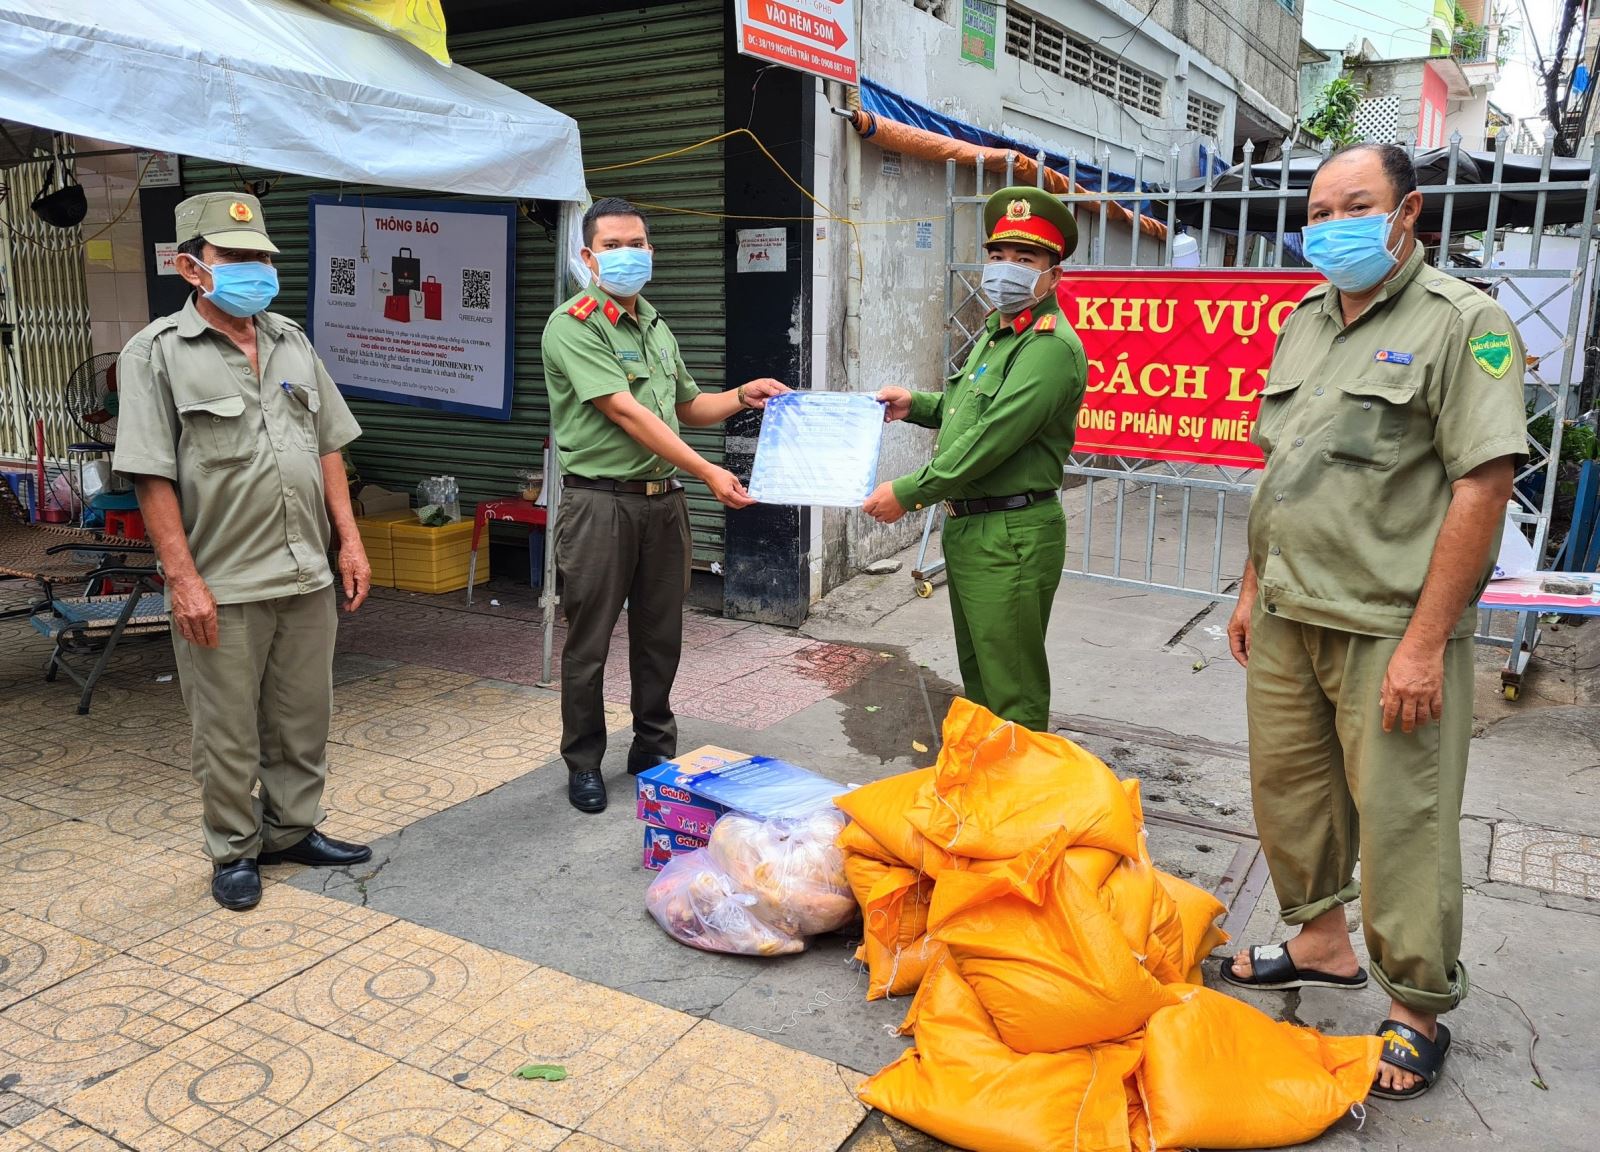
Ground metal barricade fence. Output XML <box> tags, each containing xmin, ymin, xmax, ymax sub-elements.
<box><xmin>927</xmin><ymin>133</ymin><xmax>1600</xmax><ymax>692</ymax></box>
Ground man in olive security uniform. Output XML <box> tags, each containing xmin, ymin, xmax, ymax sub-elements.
<box><xmin>114</xmin><ymin>192</ymin><xmax>374</xmax><ymax>911</ymax></box>
<box><xmin>542</xmin><ymin>197</ymin><xmax>787</xmax><ymax>814</ymax></box>
<box><xmin>1222</xmin><ymin>144</ymin><xmax>1526</xmax><ymax>1101</ymax></box>
<box><xmin>865</xmin><ymin>186</ymin><xmax>1088</xmax><ymax>731</ymax></box>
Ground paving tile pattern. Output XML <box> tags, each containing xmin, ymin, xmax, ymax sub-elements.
<box><xmin>1489</xmin><ymin>822</ymin><xmax>1600</xmax><ymax>898</ymax></box>
<box><xmin>0</xmin><ymin>599</ymin><xmax>878</xmax><ymax>1152</ymax></box>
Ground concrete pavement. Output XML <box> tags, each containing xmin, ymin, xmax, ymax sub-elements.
<box><xmin>2</xmin><ymin>543</ymin><xmax>1597</xmax><ymax>1151</ymax></box>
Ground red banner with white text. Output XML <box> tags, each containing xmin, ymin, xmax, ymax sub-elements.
<box><xmin>1055</xmin><ymin>269</ymin><xmax>1324</xmax><ymax>469</ymax></box>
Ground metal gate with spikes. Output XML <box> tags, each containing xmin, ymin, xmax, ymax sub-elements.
<box><xmin>927</xmin><ymin>132</ymin><xmax>1600</xmax><ymax>695</ymax></box>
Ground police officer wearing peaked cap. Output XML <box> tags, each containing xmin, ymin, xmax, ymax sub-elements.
<box><xmin>113</xmin><ymin>191</ymin><xmax>375</xmax><ymax>912</ymax></box>
<box><xmin>865</xmin><ymin>186</ymin><xmax>1089</xmax><ymax>731</ymax></box>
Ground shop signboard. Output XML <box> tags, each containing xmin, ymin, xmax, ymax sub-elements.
<box><xmin>736</xmin><ymin>0</ymin><xmax>858</xmax><ymax>85</ymax></box>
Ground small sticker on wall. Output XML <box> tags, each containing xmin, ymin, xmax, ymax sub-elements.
<box><xmin>815</xmin><ymin>224</ymin><xmax>828</xmax><ymax>242</ymax></box>
<box><xmin>154</xmin><ymin>242</ymin><xmax>180</xmax><ymax>275</ymax></box>
<box><xmin>736</xmin><ymin>227</ymin><xmax>786</xmax><ymax>273</ymax></box>
<box><xmin>881</xmin><ymin>150</ymin><xmax>903</xmax><ymax>177</ymax></box>
<box><xmin>915</xmin><ymin>220</ymin><xmax>935</xmax><ymax>250</ymax></box>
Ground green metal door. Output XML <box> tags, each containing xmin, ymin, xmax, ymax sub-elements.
<box><xmin>181</xmin><ymin>0</ymin><xmax>728</xmax><ymax>565</ymax></box>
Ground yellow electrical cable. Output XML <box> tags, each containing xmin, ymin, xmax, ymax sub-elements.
<box><xmin>589</xmin><ymin>128</ymin><xmax>878</xmax><ymax>278</ymax></box>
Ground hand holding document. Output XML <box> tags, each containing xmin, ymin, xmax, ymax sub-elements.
<box><xmin>748</xmin><ymin>392</ymin><xmax>886</xmax><ymax>507</ymax></box>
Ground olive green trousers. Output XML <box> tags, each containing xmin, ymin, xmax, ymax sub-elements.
<box><xmin>1247</xmin><ymin>605</ymin><xmax>1474</xmax><ymax>1015</ymax></box>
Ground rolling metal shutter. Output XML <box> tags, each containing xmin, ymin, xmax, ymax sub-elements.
<box><xmin>181</xmin><ymin>0</ymin><xmax>727</xmax><ymax>564</ymax></box>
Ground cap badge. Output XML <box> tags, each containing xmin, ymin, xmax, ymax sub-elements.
<box><xmin>228</xmin><ymin>201</ymin><xmax>253</xmax><ymax>223</ymax></box>
<box><xmin>1005</xmin><ymin>199</ymin><xmax>1031</xmax><ymax>222</ymax></box>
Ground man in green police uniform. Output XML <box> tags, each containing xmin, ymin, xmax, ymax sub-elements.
<box><xmin>1222</xmin><ymin>144</ymin><xmax>1527</xmax><ymax>1101</ymax></box>
<box><xmin>543</xmin><ymin>197</ymin><xmax>788</xmax><ymax>813</ymax></box>
<box><xmin>114</xmin><ymin>192</ymin><xmax>374</xmax><ymax>912</ymax></box>
<box><xmin>864</xmin><ymin>186</ymin><xmax>1087</xmax><ymax>731</ymax></box>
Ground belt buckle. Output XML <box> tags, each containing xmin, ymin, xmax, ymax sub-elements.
<box><xmin>644</xmin><ymin>480</ymin><xmax>668</xmax><ymax>496</ymax></box>
<box><xmin>942</xmin><ymin>499</ymin><xmax>957</xmax><ymax>519</ymax></box>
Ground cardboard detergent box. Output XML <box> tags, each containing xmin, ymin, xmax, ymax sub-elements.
<box><xmin>636</xmin><ymin>746</ymin><xmax>844</xmax><ymax>823</ymax></box>
<box><xmin>642</xmin><ymin>826</ymin><xmax>708</xmax><ymax>871</ymax></box>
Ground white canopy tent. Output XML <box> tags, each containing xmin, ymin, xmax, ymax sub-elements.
<box><xmin>0</xmin><ymin>0</ymin><xmax>587</xmax><ymax>201</ymax></box>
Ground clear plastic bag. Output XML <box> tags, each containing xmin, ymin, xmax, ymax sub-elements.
<box><xmin>644</xmin><ymin>850</ymin><xmax>804</xmax><ymax>957</ymax></box>
<box><xmin>706</xmin><ymin>809</ymin><xmax>858</xmax><ymax>937</ymax></box>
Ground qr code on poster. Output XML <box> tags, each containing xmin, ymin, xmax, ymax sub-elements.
<box><xmin>462</xmin><ymin>268</ymin><xmax>492</xmax><ymax>310</ymax></box>
<box><xmin>329</xmin><ymin>257</ymin><xmax>356</xmax><ymax>297</ymax></box>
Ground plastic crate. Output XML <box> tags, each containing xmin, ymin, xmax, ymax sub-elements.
<box><xmin>390</xmin><ymin>518</ymin><xmax>487</xmax><ymax>594</ymax></box>
<box><xmin>354</xmin><ymin>509</ymin><xmax>414</xmax><ymax>589</ymax></box>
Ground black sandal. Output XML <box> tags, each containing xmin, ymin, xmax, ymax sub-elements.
<box><xmin>1370</xmin><ymin>1019</ymin><xmax>1451</xmax><ymax>1101</ymax></box>
<box><xmin>1220</xmin><ymin>943</ymin><xmax>1369</xmax><ymax>991</ymax></box>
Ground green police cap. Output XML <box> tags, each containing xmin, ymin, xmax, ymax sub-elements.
<box><xmin>982</xmin><ymin>185</ymin><xmax>1077</xmax><ymax>260</ymax></box>
<box><xmin>173</xmin><ymin>192</ymin><xmax>279</xmax><ymax>254</ymax></box>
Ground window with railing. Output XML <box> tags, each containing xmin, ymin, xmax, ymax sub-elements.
<box><xmin>1005</xmin><ymin>4</ymin><xmax>1166</xmax><ymax>117</ymax></box>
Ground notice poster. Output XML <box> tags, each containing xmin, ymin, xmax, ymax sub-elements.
<box><xmin>735</xmin><ymin>0</ymin><xmax>857</xmax><ymax>85</ymax></box>
<box><xmin>1055</xmin><ymin>270</ymin><xmax>1323</xmax><ymax>469</ymax></box>
<box><xmin>308</xmin><ymin>196</ymin><xmax>517</xmax><ymax>421</ymax></box>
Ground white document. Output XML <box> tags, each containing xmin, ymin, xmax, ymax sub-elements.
<box><xmin>748</xmin><ymin>392</ymin><xmax>885</xmax><ymax>507</ymax></box>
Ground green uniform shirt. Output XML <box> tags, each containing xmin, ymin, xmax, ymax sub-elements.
<box><xmin>1249</xmin><ymin>246</ymin><xmax>1527</xmax><ymax>640</ymax></box>
<box><xmin>112</xmin><ymin>297</ymin><xmax>362</xmax><ymax>605</ymax></box>
<box><xmin>891</xmin><ymin>296</ymin><xmax>1087</xmax><ymax>510</ymax></box>
<box><xmin>541</xmin><ymin>286</ymin><xmax>701</xmax><ymax>481</ymax></box>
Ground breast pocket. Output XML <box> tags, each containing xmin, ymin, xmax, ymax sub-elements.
<box><xmin>1253</xmin><ymin>376</ymin><xmax>1302</xmax><ymax>457</ymax></box>
<box><xmin>1325</xmin><ymin>377</ymin><xmax>1419</xmax><ymax>470</ymax></box>
<box><xmin>284</xmin><ymin>382</ymin><xmax>322</xmax><ymax>452</ymax></box>
<box><xmin>176</xmin><ymin>394</ymin><xmax>256</xmax><ymax>472</ymax></box>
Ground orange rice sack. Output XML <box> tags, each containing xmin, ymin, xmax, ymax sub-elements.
<box><xmin>841</xmin><ymin>850</ymin><xmax>939</xmax><ymax>1000</ymax></box>
<box><xmin>859</xmin><ymin>955</ymin><xmax>1141</xmax><ymax>1152</ymax></box>
<box><xmin>929</xmin><ymin>829</ymin><xmax>1178</xmax><ymax>1052</ymax></box>
<box><xmin>833</xmin><ymin>768</ymin><xmax>955</xmax><ymax>876</ymax></box>
<box><xmin>1138</xmin><ymin>988</ymin><xmax>1382</xmax><ymax>1149</ymax></box>
<box><xmin>1155</xmin><ymin>869</ymin><xmax>1229</xmax><ymax>983</ymax></box>
<box><xmin>907</xmin><ymin>698</ymin><xmax>1141</xmax><ymax>861</ymax></box>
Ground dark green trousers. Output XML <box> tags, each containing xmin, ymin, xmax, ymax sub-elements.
<box><xmin>941</xmin><ymin>499</ymin><xmax>1066</xmax><ymax>731</ymax></box>
<box><xmin>555</xmin><ymin>487</ymin><xmax>691</xmax><ymax>776</ymax></box>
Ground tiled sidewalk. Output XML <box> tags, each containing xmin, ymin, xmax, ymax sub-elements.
<box><xmin>0</xmin><ymin>594</ymin><xmax>873</xmax><ymax>1152</ymax></box>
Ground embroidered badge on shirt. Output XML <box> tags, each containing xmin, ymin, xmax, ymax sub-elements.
<box><xmin>1468</xmin><ymin>331</ymin><xmax>1514</xmax><ymax>378</ymax></box>
<box><xmin>1375</xmin><ymin>349</ymin><xmax>1413</xmax><ymax>365</ymax></box>
<box><xmin>617</xmin><ymin>350</ymin><xmax>642</xmax><ymax>362</ymax></box>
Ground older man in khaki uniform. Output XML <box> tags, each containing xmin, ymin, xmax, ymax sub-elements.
<box><xmin>114</xmin><ymin>192</ymin><xmax>374</xmax><ymax>912</ymax></box>
<box><xmin>1223</xmin><ymin>144</ymin><xmax>1525</xmax><ymax>1100</ymax></box>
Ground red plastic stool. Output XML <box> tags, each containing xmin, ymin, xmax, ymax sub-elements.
<box><xmin>105</xmin><ymin>508</ymin><xmax>146</xmax><ymax>540</ymax></box>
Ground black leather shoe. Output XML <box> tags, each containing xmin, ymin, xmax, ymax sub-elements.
<box><xmin>569</xmin><ymin>769</ymin><xmax>608</xmax><ymax>813</ymax></box>
<box><xmin>211</xmin><ymin>858</ymin><xmax>261</xmax><ymax>911</ymax></box>
<box><xmin>627</xmin><ymin>747</ymin><xmax>672</xmax><ymax>777</ymax></box>
<box><xmin>259</xmin><ymin>830</ymin><xmax>372</xmax><ymax>867</ymax></box>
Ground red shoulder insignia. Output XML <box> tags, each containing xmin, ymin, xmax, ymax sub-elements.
<box><xmin>1034</xmin><ymin>314</ymin><xmax>1057</xmax><ymax>333</ymax></box>
<box><xmin>567</xmin><ymin>296</ymin><xmax>599</xmax><ymax>321</ymax></box>
<box><xmin>1011</xmin><ymin>308</ymin><xmax>1033</xmax><ymax>335</ymax></box>
<box><xmin>603</xmin><ymin>299</ymin><xmax>621</xmax><ymax>326</ymax></box>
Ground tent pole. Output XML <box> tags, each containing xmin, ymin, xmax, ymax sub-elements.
<box><xmin>540</xmin><ymin>201</ymin><xmax>573</xmax><ymax>688</ymax></box>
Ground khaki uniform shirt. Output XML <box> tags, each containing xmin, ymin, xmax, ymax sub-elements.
<box><xmin>541</xmin><ymin>287</ymin><xmax>700</xmax><ymax>481</ymax></box>
<box><xmin>892</xmin><ymin>296</ymin><xmax>1087</xmax><ymax>511</ymax></box>
<box><xmin>1249</xmin><ymin>247</ymin><xmax>1527</xmax><ymax>639</ymax></box>
<box><xmin>112</xmin><ymin>297</ymin><xmax>362</xmax><ymax>605</ymax></box>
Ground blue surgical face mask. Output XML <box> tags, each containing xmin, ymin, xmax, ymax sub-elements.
<box><xmin>592</xmin><ymin>246</ymin><xmax>652</xmax><ymax>297</ymax></box>
<box><xmin>1300</xmin><ymin>208</ymin><xmax>1403</xmax><ymax>293</ymax></box>
<box><xmin>190</xmin><ymin>256</ymin><xmax>279</xmax><ymax>317</ymax></box>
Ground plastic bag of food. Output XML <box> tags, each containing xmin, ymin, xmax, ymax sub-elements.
<box><xmin>907</xmin><ymin>698</ymin><xmax>1142</xmax><ymax>861</ymax></box>
<box><xmin>859</xmin><ymin>955</ymin><xmax>1140</xmax><ymax>1152</ymax></box>
<box><xmin>707</xmin><ymin>810</ymin><xmax>857</xmax><ymax>936</ymax></box>
<box><xmin>644</xmin><ymin>850</ymin><xmax>803</xmax><ymax>957</ymax></box>
<box><xmin>1138</xmin><ymin>987</ymin><xmax>1382</xmax><ymax>1149</ymax></box>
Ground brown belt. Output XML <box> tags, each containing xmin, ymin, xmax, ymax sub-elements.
<box><xmin>942</xmin><ymin>491</ymin><xmax>1058</xmax><ymax>519</ymax></box>
<box><xmin>563</xmin><ymin>475</ymin><xmax>683</xmax><ymax>496</ymax></box>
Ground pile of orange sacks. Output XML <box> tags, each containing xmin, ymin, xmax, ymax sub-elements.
<box><xmin>836</xmin><ymin>698</ymin><xmax>1383</xmax><ymax>1152</ymax></box>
